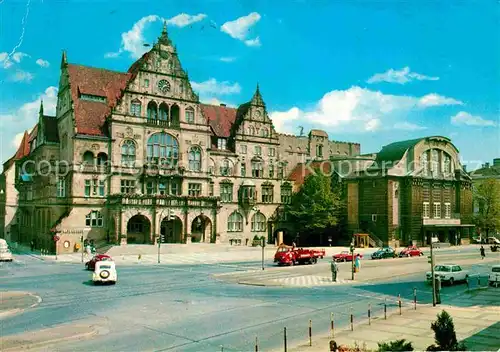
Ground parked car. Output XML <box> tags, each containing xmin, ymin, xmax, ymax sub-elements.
<box><xmin>85</xmin><ymin>254</ymin><xmax>112</xmax><ymax>271</ymax></box>
<box><xmin>371</xmin><ymin>247</ymin><xmax>397</xmax><ymax>260</ymax></box>
<box><xmin>399</xmin><ymin>246</ymin><xmax>424</xmax><ymax>257</ymax></box>
<box><xmin>0</xmin><ymin>247</ymin><xmax>13</xmax><ymax>262</ymax></box>
<box><xmin>332</xmin><ymin>251</ymin><xmax>363</xmax><ymax>262</ymax></box>
<box><xmin>92</xmin><ymin>261</ymin><xmax>117</xmax><ymax>285</ymax></box>
<box><xmin>426</xmin><ymin>264</ymin><xmax>468</xmax><ymax>285</ymax></box>
<box><xmin>488</xmin><ymin>265</ymin><xmax>500</xmax><ymax>287</ymax></box>
<box><xmin>487</xmin><ymin>237</ymin><xmax>500</xmax><ymax>245</ymax></box>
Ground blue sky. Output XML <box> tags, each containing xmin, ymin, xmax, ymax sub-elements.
<box><xmin>1</xmin><ymin>0</ymin><xmax>499</xmax><ymax>171</ymax></box>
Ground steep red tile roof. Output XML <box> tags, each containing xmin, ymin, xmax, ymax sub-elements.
<box><xmin>67</xmin><ymin>64</ymin><xmax>131</xmax><ymax>136</ymax></box>
<box><xmin>201</xmin><ymin>104</ymin><xmax>237</xmax><ymax>137</ymax></box>
<box><xmin>28</xmin><ymin>124</ymin><xmax>38</xmax><ymax>141</ymax></box>
<box><xmin>14</xmin><ymin>131</ymin><xmax>30</xmax><ymax>160</ymax></box>
<box><xmin>288</xmin><ymin>161</ymin><xmax>333</xmax><ymax>186</ymax></box>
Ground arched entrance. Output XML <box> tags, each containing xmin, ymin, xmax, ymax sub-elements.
<box><xmin>160</xmin><ymin>216</ymin><xmax>183</xmax><ymax>243</ymax></box>
<box><xmin>127</xmin><ymin>215</ymin><xmax>151</xmax><ymax>244</ymax></box>
<box><xmin>191</xmin><ymin>215</ymin><xmax>212</xmax><ymax>243</ymax></box>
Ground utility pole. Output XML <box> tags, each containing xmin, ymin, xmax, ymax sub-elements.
<box><xmin>430</xmin><ymin>239</ymin><xmax>436</xmax><ymax>307</ymax></box>
<box><xmin>350</xmin><ymin>239</ymin><xmax>355</xmax><ymax>281</ymax></box>
<box><xmin>261</xmin><ymin>237</ymin><xmax>265</xmax><ymax>270</ymax></box>
<box><xmin>158</xmin><ymin>209</ymin><xmax>170</xmax><ymax>264</ymax></box>
<box><xmin>81</xmin><ymin>236</ymin><xmax>84</xmax><ymax>263</ymax></box>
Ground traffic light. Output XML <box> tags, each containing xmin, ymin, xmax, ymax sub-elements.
<box><xmin>350</xmin><ymin>245</ymin><xmax>355</xmax><ymax>253</ymax></box>
<box><xmin>428</xmin><ymin>256</ymin><xmax>433</xmax><ymax>264</ymax></box>
<box><xmin>160</xmin><ymin>233</ymin><xmax>165</xmax><ymax>243</ymax></box>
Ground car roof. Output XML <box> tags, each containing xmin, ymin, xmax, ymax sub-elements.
<box><xmin>96</xmin><ymin>260</ymin><xmax>115</xmax><ymax>266</ymax></box>
<box><xmin>492</xmin><ymin>264</ymin><xmax>500</xmax><ymax>268</ymax></box>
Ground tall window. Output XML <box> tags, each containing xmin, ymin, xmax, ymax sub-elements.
<box><xmin>433</xmin><ymin>202</ymin><xmax>441</xmax><ymax>219</ymax></box>
<box><xmin>120</xmin><ymin>180</ymin><xmax>136</xmax><ymax>194</ymax></box>
<box><xmin>268</xmin><ymin>164</ymin><xmax>274</xmax><ymax>178</ymax></box>
<box><xmin>423</xmin><ymin>202</ymin><xmax>430</xmax><ymax>219</ymax></box>
<box><xmin>278</xmin><ymin>162</ymin><xmax>285</xmax><ymax>179</ymax></box>
<box><xmin>121</xmin><ymin>140</ymin><xmax>136</xmax><ymax>167</ymax></box>
<box><xmin>185</xmin><ymin>107</ymin><xmax>195</xmax><ymax>123</ymax></box>
<box><xmin>240</xmin><ymin>145</ymin><xmax>247</xmax><ymax>154</ymax></box>
<box><xmin>443</xmin><ymin>154</ymin><xmax>452</xmax><ymax>175</ymax></box>
<box><xmin>444</xmin><ymin>203</ymin><xmax>451</xmax><ymax>219</ymax></box>
<box><xmin>220</xmin><ymin>182</ymin><xmax>233</xmax><ymax>203</ymax></box>
<box><xmin>218</xmin><ymin>138</ymin><xmax>227</xmax><ymax>150</ymax></box>
<box><xmin>56</xmin><ymin>177</ymin><xmax>65</xmax><ymax>198</ymax></box>
<box><xmin>188</xmin><ymin>146</ymin><xmax>202</xmax><ymax>171</ymax></box>
<box><xmin>85</xmin><ymin>211</ymin><xmax>103</xmax><ymax>227</ymax></box>
<box><xmin>159</xmin><ymin>103</ymin><xmax>169</xmax><ymax>121</ymax></box>
<box><xmin>130</xmin><ymin>100</ymin><xmax>141</xmax><ymax>116</ymax></box>
<box><xmin>220</xmin><ymin>159</ymin><xmax>232</xmax><ymax>176</ymax></box>
<box><xmin>431</xmin><ymin>149</ymin><xmax>439</xmax><ymax>174</ymax></box>
<box><xmin>254</xmin><ymin>146</ymin><xmax>262</xmax><ymax>155</ymax></box>
<box><xmin>281</xmin><ymin>183</ymin><xmax>292</xmax><ymax>204</ymax></box>
<box><xmin>251</xmin><ymin>212</ymin><xmax>266</xmax><ymax>232</ymax></box>
<box><xmin>188</xmin><ymin>183</ymin><xmax>201</xmax><ymax>197</ymax></box>
<box><xmin>260</xmin><ymin>128</ymin><xmax>268</xmax><ymax>137</ymax></box>
<box><xmin>262</xmin><ymin>185</ymin><xmax>274</xmax><ymax>203</ymax></box>
<box><xmin>227</xmin><ymin>211</ymin><xmax>243</xmax><ymax>232</ymax></box>
<box><xmin>147</xmin><ymin>132</ymin><xmax>179</xmax><ymax>167</ymax></box>
<box><xmin>268</xmin><ymin>148</ymin><xmax>276</xmax><ymax>157</ymax></box>
<box><xmin>421</xmin><ymin>151</ymin><xmax>429</xmax><ymax>175</ymax></box>
<box><xmin>83</xmin><ymin>151</ymin><xmax>94</xmax><ymax>165</ymax></box>
<box><xmin>147</xmin><ymin>101</ymin><xmax>158</xmax><ymax>120</ymax></box>
<box><xmin>251</xmin><ymin>159</ymin><xmax>263</xmax><ymax>178</ymax></box>
<box><xmin>248</xmin><ymin>126</ymin><xmax>255</xmax><ymax>135</ymax></box>
<box><xmin>240</xmin><ymin>162</ymin><xmax>246</xmax><ymax>177</ymax></box>
<box><xmin>316</xmin><ymin>145</ymin><xmax>323</xmax><ymax>157</ymax></box>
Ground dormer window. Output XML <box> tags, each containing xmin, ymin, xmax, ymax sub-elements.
<box><xmin>80</xmin><ymin>94</ymin><xmax>106</xmax><ymax>103</ymax></box>
<box><xmin>218</xmin><ymin>138</ymin><xmax>227</xmax><ymax>150</ymax></box>
<box><xmin>131</xmin><ymin>100</ymin><xmax>141</xmax><ymax>117</ymax></box>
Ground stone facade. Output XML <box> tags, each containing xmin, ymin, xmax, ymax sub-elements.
<box><xmin>345</xmin><ymin>136</ymin><xmax>474</xmax><ymax>247</ymax></box>
<box><xmin>4</xmin><ymin>25</ymin><xmax>360</xmax><ymax>253</ymax></box>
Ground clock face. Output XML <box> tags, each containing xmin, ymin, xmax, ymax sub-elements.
<box><xmin>158</xmin><ymin>79</ymin><xmax>170</xmax><ymax>94</ymax></box>
<box><xmin>159</xmin><ymin>51</ymin><xmax>169</xmax><ymax>59</ymax></box>
<box><xmin>254</xmin><ymin>110</ymin><xmax>262</xmax><ymax>119</ymax></box>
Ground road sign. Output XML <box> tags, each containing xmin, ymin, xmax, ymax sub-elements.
<box><xmin>53</xmin><ymin>235</ymin><xmax>60</xmax><ymax>242</ymax></box>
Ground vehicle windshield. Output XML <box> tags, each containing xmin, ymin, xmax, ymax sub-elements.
<box><xmin>492</xmin><ymin>267</ymin><xmax>500</xmax><ymax>273</ymax></box>
<box><xmin>434</xmin><ymin>265</ymin><xmax>451</xmax><ymax>272</ymax></box>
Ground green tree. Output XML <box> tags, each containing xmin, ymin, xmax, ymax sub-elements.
<box><xmin>377</xmin><ymin>339</ymin><xmax>414</xmax><ymax>351</ymax></box>
<box><xmin>473</xmin><ymin>178</ymin><xmax>500</xmax><ymax>237</ymax></box>
<box><xmin>427</xmin><ymin>310</ymin><xmax>466</xmax><ymax>351</ymax></box>
<box><xmin>287</xmin><ymin>170</ymin><xmax>342</xmax><ymax>237</ymax></box>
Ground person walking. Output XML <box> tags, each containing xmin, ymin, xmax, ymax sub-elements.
<box><xmin>330</xmin><ymin>260</ymin><xmax>339</xmax><ymax>282</ymax></box>
<box><xmin>354</xmin><ymin>254</ymin><xmax>361</xmax><ymax>272</ymax></box>
<box><xmin>480</xmin><ymin>245</ymin><xmax>485</xmax><ymax>260</ymax></box>
<box><xmin>30</xmin><ymin>240</ymin><xmax>35</xmax><ymax>252</ymax></box>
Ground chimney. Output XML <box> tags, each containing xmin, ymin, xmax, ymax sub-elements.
<box><xmin>220</xmin><ymin>103</ymin><xmax>226</xmax><ymax>107</ymax></box>
<box><xmin>463</xmin><ymin>165</ymin><xmax>467</xmax><ymax>172</ymax></box>
<box><xmin>485</xmin><ymin>162</ymin><xmax>490</xmax><ymax>168</ymax></box>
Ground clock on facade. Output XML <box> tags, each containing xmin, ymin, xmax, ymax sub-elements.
<box><xmin>158</xmin><ymin>79</ymin><xmax>171</xmax><ymax>93</ymax></box>
<box><xmin>254</xmin><ymin>110</ymin><xmax>262</xmax><ymax>119</ymax></box>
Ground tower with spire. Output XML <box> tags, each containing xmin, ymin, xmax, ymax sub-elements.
<box><xmin>250</xmin><ymin>84</ymin><xmax>265</xmax><ymax>107</ymax></box>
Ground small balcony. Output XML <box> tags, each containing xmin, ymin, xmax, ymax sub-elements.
<box><xmin>107</xmin><ymin>194</ymin><xmax>218</xmax><ymax>209</ymax></box>
<box><xmin>146</xmin><ymin>119</ymin><xmax>180</xmax><ymax>129</ymax></box>
<box><xmin>423</xmin><ymin>213</ymin><xmax>461</xmax><ymax>226</ymax></box>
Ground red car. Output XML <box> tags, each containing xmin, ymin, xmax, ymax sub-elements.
<box><xmin>398</xmin><ymin>246</ymin><xmax>424</xmax><ymax>257</ymax></box>
<box><xmin>85</xmin><ymin>254</ymin><xmax>112</xmax><ymax>270</ymax></box>
<box><xmin>333</xmin><ymin>251</ymin><xmax>363</xmax><ymax>262</ymax></box>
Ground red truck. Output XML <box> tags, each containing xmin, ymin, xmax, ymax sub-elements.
<box><xmin>332</xmin><ymin>251</ymin><xmax>363</xmax><ymax>262</ymax></box>
<box><xmin>274</xmin><ymin>245</ymin><xmax>325</xmax><ymax>266</ymax></box>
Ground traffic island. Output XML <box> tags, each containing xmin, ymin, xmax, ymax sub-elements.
<box><xmin>0</xmin><ymin>323</ymin><xmax>97</xmax><ymax>351</ymax></box>
<box><xmin>0</xmin><ymin>291</ymin><xmax>42</xmax><ymax>319</ymax></box>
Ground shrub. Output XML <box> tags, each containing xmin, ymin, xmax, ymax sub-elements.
<box><xmin>378</xmin><ymin>339</ymin><xmax>414</xmax><ymax>351</ymax></box>
<box><xmin>427</xmin><ymin>310</ymin><xmax>466</xmax><ymax>351</ymax></box>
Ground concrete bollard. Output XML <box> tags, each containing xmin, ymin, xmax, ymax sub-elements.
<box><xmin>413</xmin><ymin>288</ymin><xmax>417</xmax><ymax>310</ymax></box>
<box><xmin>368</xmin><ymin>303</ymin><xmax>371</xmax><ymax>325</ymax></box>
<box><xmin>283</xmin><ymin>327</ymin><xmax>287</xmax><ymax>352</ymax></box>
<box><xmin>384</xmin><ymin>299</ymin><xmax>387</xmax><ymax>320</ymax></box>
<box><xmin>398</xmin><ymin>294</ymin><xmax>402</xmax><ymax>315</ymax></box>
<box><xmin>255</xmin><ymin>336</ymin><xmax>258</xmax><ymax>352</ymax></box>
<box><xmin>309</xmin><ymin>319</ymin><xmax>312</xmax><ymax>346</ymax></box>
<box><xmin>350</xmin><ymin>307</ymin><xmax>354</xmax><ymax>331</ymax></box>
<box><xmin>330</xmin><ymin>312</ymin><xmax>334</xmax><ymax>338</ymax></box>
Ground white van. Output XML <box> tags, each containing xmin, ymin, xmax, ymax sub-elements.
<box><xmin>93</xmin><ymin>261</ymin><xmax>117</xmax><ymax>285</ymax></box>
<box><xmin>0</xmin><ymin>240</ymin><xmax>13</xmax><ymax>262</ymax></box>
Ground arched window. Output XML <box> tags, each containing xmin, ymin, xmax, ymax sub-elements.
<box><xmin>260</xmin><ymin>128</ymin><xmax>268</xmax><ymax>137</ymax></box>
<box><xmin>146</xmin><ymin>132</ymin><xmax>179</xmax><ymax>167</ymax></box>
<box><xmin>421</xmin><ymin>151</ymin><xmax>429</xmax><ymax>175</ymax></box>
<box><xmin>185</xmin><ymin>106</ymin><xmax>195</xmax><ymax>123</ymax></box>
<box><xmin>121</xmin><ymin>140</ymin><xmax>136</xmax><ymax>167</ymax></box>
<box><xmin>83</xmin><ymin>151</ymin><xmax>94</xmax><ymax>165</ymax></box>
<box><xmin>188</xmin><ymin>146</ymin><xmax>202</xmax><ymax>171</ymax></box>
<box><xmin>251</xmin><ymin>212</ymin><xmax>266</xmax><ymax>232</ymax></box>
<box><xmin>147</xmin><ymin>101</ymin><xmax>158</xmax><ymax>120</ymax></box>
<box><xmin>130</xmin><ymin>99</ymin><xmax>141</xmax><ymax>116</ymax></box>
<box><xmin>97</xmin><ymin>152</ymin><xmax>108</xmax><ymax>166</ymax></box>
<box><xmin>85</xmin><ymin>210</ymin><xmax>103</xmax><ymax>227</ymax></box>
<box><xmin>431</xmin><ymin>149</ymin><xmax>439</xmax><ymax>174</ymax></box>
<box><xmin>220</xmin><ymin>159</ymin><xmax>232</xmax><ymax>176</ymax></box>
<box><xmin>227</xmin><ymin>211</ymin><xmax>243</xmax><ymax>232</ymax></box>
<box><xmin>443</xmin><ymin>153</ymin><xmax>452</xmax><ymax>175</ymax></box>
<box><xmin>248</xmin><ymin>126</ymin><xmax>255</xmax><ymax>135</ymax></box>
<box><xmin>316</xmin><ymin>145</ymin><xmax>323</xmax><ymax>157</ymax></box>
<box><xmin>159</xmin><ymin>103</ymin><xmax>169</xmax><ymax>121</ymax></box>
<box><xmin>171</xmin><ymin>104</ymin><xmax>180</xmax><ymax>126</ymax></box>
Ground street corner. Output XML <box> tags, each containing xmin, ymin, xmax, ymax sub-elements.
<box><xmin>0</xmin><ymin>291</ymin><xmax>42</xmax><ymax>319</ymax></box>
<box><xmin>0</xmin><ymin>322</ymin><xmax>99</xmax><ymax>352</ymax></box>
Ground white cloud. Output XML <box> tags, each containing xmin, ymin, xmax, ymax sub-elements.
<box><xmin>204</xmin><ymin>98</ymin><xmax>236</xmax><ymax>108</ymax></box>
<box><xmin>418</xmin><ymin>93</ymin><xmax>463</xmax><ymax>107</ymax></box>
<box><xmin>0</xmin><ymin>86</ymin><xmax>58</xmax><ymax>164</ymax></box>
<box><xmin>0</xmin><ymin>51</ymin><xmax>29</xmax><ymax>69</ymax></box>
<box><xmin>367</xmin><ymin>66</ymin><xmax>439</xmax><ymax>84</ymax></box>
<box><xmin>221</xmin><ymin>12</ymin><xmax>261</xmax><ymax>46</ymax></box>
<box><xmin>451</xmin><ymin>111</ymin><xmax>497</xmax><ymax>127</ymax></box>
<box><xmin>106</xmin><ymin>13</ymin><xmax>208</xmax><ymax>59</ymax></box>
<box><xmin>9</xmin><ymin>70</ymin><xmax>34</xmax><ymax>82</ymax></box>
<box><xmin>269</xmin><ymin>86</ymin><xmax>462</xmax><ymax>134</ymax></box>
<box><xmin>35</xmin><ymin>58</ymin><xmax>50</xmax><ymax>68</ymax></box>
<box><xmin>191</xmin><ymin>78</ymin><xmax>241</xmax><ymax>95</ymax></box>
<box><xmin>219</xmin><ymin>56</ymin><xmax>236</xmax><ymax>63</ymax></box>
<box><xmin>167</xmin><ymin>13</ymin><xmax>207</xmax><ymax>27</ymax></box>
<box><xmin>394</xmin><ymin>122</ymin><xmax>427</xmax><ymax>130</ymax></box>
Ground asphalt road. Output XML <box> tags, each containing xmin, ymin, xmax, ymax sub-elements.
<box><xmin>0</xmin><ymin>248</ymin><xmax>495</xmax><ymax>352</ymax></box>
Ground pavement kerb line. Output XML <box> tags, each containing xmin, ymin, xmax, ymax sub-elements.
<box><xmin>0</xmin><ymin>308</ymin><xmax>22</xmax><ymax>319</ymax></box>
<box><xmin>29</xmin><ymin>293</ymin><xmax>43</xmax><ymax>308</ymax></box>
<box><xmin>0</xmin><ymin>325</ymin><xmax>98</xmax><ymax>352</ymax></box>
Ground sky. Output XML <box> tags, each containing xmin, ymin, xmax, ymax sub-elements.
<box><xmin>1</xmin><ymin>0</ymin><xmax>499</xmax><ymax>171</ymax></box>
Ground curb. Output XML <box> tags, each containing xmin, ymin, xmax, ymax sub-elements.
<box><xmin>0</xmin><ymin>325</ymin><xmax>98</xmax><ymax>352</ymax></box>
<box><xmin>0</xmin><ymin>292</ymin><xmax>42</xmax><ymax>320</ymax></box>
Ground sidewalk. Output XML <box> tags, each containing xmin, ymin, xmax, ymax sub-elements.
<box><xmin>0</xmin><ymin>291</ymin><xmax>42</xmax><ymax>319</ymax></box>
<box><xmin>284</xmin><ymin>289</ymin><xmax>500</xmax><ymax>352</ymax></box>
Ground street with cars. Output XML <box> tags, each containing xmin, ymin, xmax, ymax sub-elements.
<box><xmin>0</xmin><ymin>243</ymin><xmax>499</xmax><ymax>352</ymax></box>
